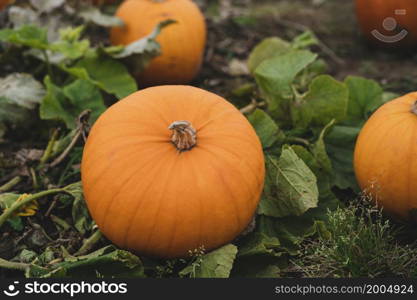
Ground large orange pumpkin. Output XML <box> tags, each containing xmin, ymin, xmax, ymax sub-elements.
<box><xmin>110</xmin><ymin>0</ymin><xmax>206</xmax><ymax>87</ymax></box>
<box><xmin>81</xmin><ymin>85</ymin><xmax>265</xmax><ymax>258</ymax></box>
<box><xmin>355</xmin><ymin>0</ymin><xmax>417</xmax><ymax>47</ymax></box>
<box><xmin>354</xmin><ymin>92</ymin><xmax>417</xmax><ymax>221</ymax></box>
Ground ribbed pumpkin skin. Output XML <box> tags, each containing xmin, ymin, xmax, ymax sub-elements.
<box><xmin>354</xmin><ymin>92</ymin><xmax>417</xmax><ymax>220</ymax></box>
<box><xmin>110</xmin><ymin>0</ymin><xmax>206</xmax><ymax>87</ymax></box>
<box><xmin>81</xmin><ymin>85</ymin><xmax>265</xmax><ymax>258</ymax></box>
<box><xmin>355</xmin><ymin>0</ymin><xmax>417</xmax><ymax>46</ymax></box>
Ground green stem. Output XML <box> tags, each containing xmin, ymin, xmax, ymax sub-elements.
<box><xmin>285</xmin><ymin>137</ymin><xmax>310</xmax><ymax>146</ymax></box>
<box><xmin>49</xmin><ymin>129</ymin><xmax>82</xmax><ymax>168</ymax></box>
<box><xmin>39</xmin><ymin>129</ymin><xmax>60</xmax><ymax>168</ymax></box>
<box><xmin>292</xmin><ymin>85</ymin><xmax>304</xmax><ymax>102</ymax></box>
<box><xmin>30</xmin><ymin>167</ymin><xmax>39</xmax><ymax>190</ymax></box>
<box><xmin>50</xmin><ymin>214</ymin><xmax>71</xmax><ymax>231</ymax></box>
<box><xmin>42</xmin><ymin>50</ymin><xmax>53</xmax><ymax>78</ymax></box>
<box><xmin>74</xmin><ymin>230</ymin><xmax>103</xmax><ymax>256</ymax></box>
<box><xmin>0</xmin><ymin>257</ymin><xmax>29</xmax><ymax>271</ymax></box>
<box><xmin>240</xmin><ymin>101</ymin><xmax>266</xmax><ymax>115</ymax></box>
<box><xmin>0</xmin><ymin>188</ymin><xmax>65</xmax><ymax>228</ymax></box>
<box><xmin>0</xmin><ymin>176</ymin><xmax>21</xmax><ymax>193</ymax></box>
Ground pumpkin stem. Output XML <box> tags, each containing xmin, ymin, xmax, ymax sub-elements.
<box><xmin>411</xmin><ymin>101</ymin><xmax>417</xmax><ymax>115</ymax></box>
<box><xmin>169</xmin><ymin>121</ymin><xmax>197</xmax><ymax>152</ymax></box>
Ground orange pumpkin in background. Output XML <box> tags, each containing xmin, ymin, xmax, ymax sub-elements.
<box><xmin>355</xmin><ymin>0</ymin><xmax>417</xmax><ymax>47</ymax></box>
<box><xmin>110</xmin><ymin>0</ymin><xmax>206</xmax><ymax>87</ymax></box>
<box><xmin>0</xmin><ymin>0</ymin><xmax>12</xmax><ymax>10</ymax></box>
<box><xmin>354</xmin><ymin>92</ymin><xmax>417</xmax><ymax>221</ymax></box>
<box><xmin>81</xmin><ymin>85</ymin><xmax>265</xmax><ymax>258</ymax></box>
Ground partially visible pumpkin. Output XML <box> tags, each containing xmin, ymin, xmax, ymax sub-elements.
<box><xmin>0</xmin><ymin>0</ymin><xmax>12</xmax><ymax>10</ymax></box>
<box><xmin>354</xmin><ymin>92</ymin><xmax>417</xmax><ymax>221</ymax></box>
<box><xmin>81</xmin><ymin>85</ymin><xmax>265</xmax><ymax>258</ymax></box>
<box><xmin>355</xmin><ymin>0</ymin><xmax>417</xmax><ymax>47</ymax></box>
<box><xmin>110</xmin><ymin>0</ymin><xmax>206</xmax><ymax>87</ymax></box>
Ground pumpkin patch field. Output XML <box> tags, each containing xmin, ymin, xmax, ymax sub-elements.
<box><xmin>1</xmin><ymin>0</ymin><xmax>417</xmax><ymax>279</ymax></box>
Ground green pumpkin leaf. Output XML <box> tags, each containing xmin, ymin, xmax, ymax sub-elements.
<box><xmin>292</xmin><ymin>144</ymin><xmax>335</xmax><ymax>203</ymax></box>
<box><xmin>259</xmin><ymin>147</ymin><xmax>319</xmax><ymax>218</ymax></box>
<box><xmin>62</xmin><ymin>79</ymin><xmax>106</xmax><ymax>123</ymax></box>
<box><xmin>0</xmin><ymin>73</ymin><xmax>45</xmax><ymax>134</ymax></box>
<box><xmin>291</xmin><ymin>31</ymin><xmax>319</xmax><ymax>50</ymax></box>
<box><xmin>247</xmin><ymin>37</ymin><xmax>291</xmax><ymax>74</ymax></box>
<box><xmin>258</xmin><ymin>190</ymin><xmax>340</xmax><ymax>255</ymax></box>
<box><xmin>37</xmin><ymin>247</ymin><xmax>56</xmax><ymax>266</ymax></box>
<box><xmin>232</xmin><ymin>233</ymin><xmax>284</xmax><ymax>278</ymax></box>
<box><xmin>318</xmin><ymin>76</ymin><xmax>383</xmax><ymax>191</ymax></box>
<box><xmin>311</xmin><ymin>120</ymin><xmax>335</xmax><ymax>175</ymax></box>
<box><xmin>255</xmin><ymin>50</ymin><xmax>317</xmax><ymax>99</ymax></box>
<box><xmin>254</xmin><ymin>50</ymin><xmax>317</xmax><ymax>121</ymax></box>
<box><xmin>292</xmin><ymin>75</ymin><xmax>349</xmax><ymax>128</ymax></box>
<box><xmin>19</xmin><ymin>249</ymin><xmax>38</xmax><ymax>263</ymax></box>
<box><xmin>40</xmin><ymin>77</ymin><xmax>105</xmax><ymax>129</ymax></box>
<box><xmin>62</xmin><ymin>249</ymin><xmax>144</xmax><ymax>278</ymax></box>
<box><xmin>0</xmin><ymin>25</ymin><xmax>48</xmax><ymax>49</ymax></box>
<box><xmin>180</xmin><ymin>244</ymin><xmax>238</xmax><ymax>278</ymax></box>
<box><xmin>29</xmin><ymin>247</ymin><xmax>145</xmax><ymax>278</ymax></box>
<box><xmin>237</xmin><ymin>233</ymin><xmax>281</xmax><ymax>257</ymax></box>
<box><xmin>6</xmin><ymin>216</ymin><xmax>24</xmax><ymax>231</ymax></box>
<box><xmin>345</xmin><ymin>76</ymin><xmax>383</xmax><ymax>123</ymax></box>
<box><xmin>29</xmin><ymin>0</ymin><xmax>65</xmax><ymax>13</ymax></box>
<box><xmin>49</xmin><ymin>26</ymin><xmax>90</xmax><ymax>60</ymax></box>
<box><xmin>247</xmin><ymin>109</ymin><xmax>285</xmax><ymax>148</ymax></box>
<box><xmin>64</xmin><ymin>182</ymin><xmax>92</xmax><ymax>235</ymax></box>
<box><xmin>0</xmin><ymin>98</ymin><xmax>31</xmax><ymax>128</ymax></box>
<box><xmin>110</xmin><ymin>20</ymin><xmax>176</xmax><ymax>59</ymax></box>
<box><xmin>78</xmin><ymin>5</ymin><xmax>124</xmax><ymax>27</ymax></box>
<box><xmin>0</xmin><ymin>193</ymin><xmax>20</xmax><ymax>209</ymax></box>
<box><xmin>40</xmin><ymin>76</ymin><xmax>75</xmax><ymax>128</ymax></box>
<box><xmin>0</xmin><ymin>73</ymin><xmax>45</xmax><ymax>110</ymax></box>
<box><xmin>75</xmin><ymin>57</ymin><xmax>137</xmax><ymax>99</ymax></box>
<box><xmin>325</xmin><ymin>125</ymin><xmax>361</xmax><ymax>191</ymax></box>
<box><xmin>59</xmin><ymin>65</ymin><xmax>92</xmax><ymax>81</ymax></box>
<box><xmin>0</xmin><ymin>193</ymin><xmax>41</xmax><ymax>229</ymax></box>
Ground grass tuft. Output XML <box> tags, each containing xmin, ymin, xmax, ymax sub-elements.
<box><xmin>291</xmin><ymin>200</ymin><xmax>417</xmax><ymax>278</ymax></box>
